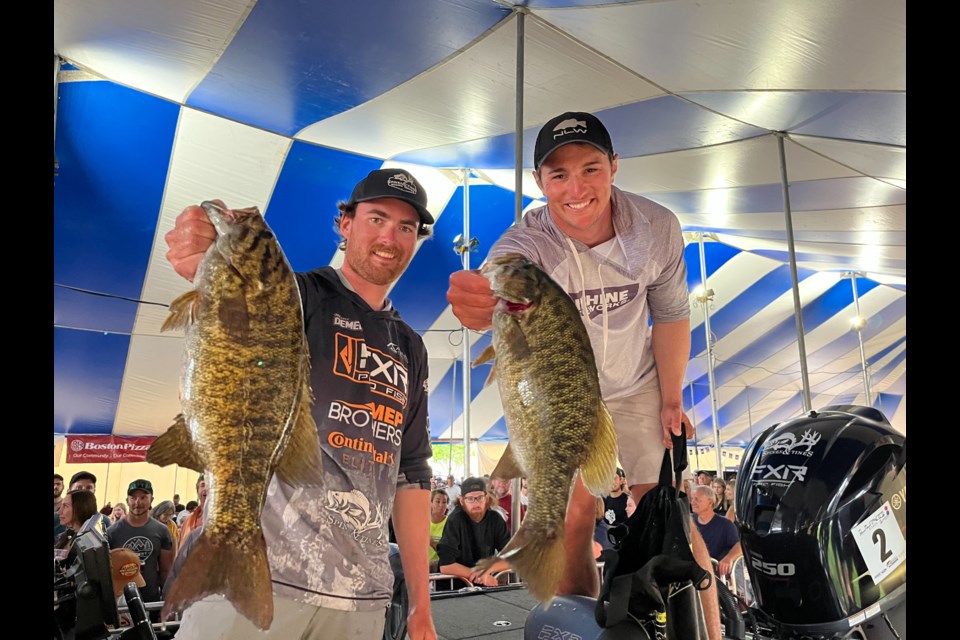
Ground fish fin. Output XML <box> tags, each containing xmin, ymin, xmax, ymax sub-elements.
<box><xmin>472</xmin><ymin>345</ymin><xmax>499</xmax><ymax>388</ymax></box>
<box><xmin>490</xmin><ymin>443</ymin><xmax>523</xmax><ymax>481</ymax></box>
<box><xmin>145</xmin><ymin>414</ymin><xmax>206</xmax><ymax>472</ymax></box>
<box><xmin>475</xmin><ymin>526</ymin><xmax>565</xmax><ymax>602</ymax></box>
<box><xmin>162</xmin><ymin>528</ymin><xmax>274</xmax><ymax>630</ymax></box>
<box><xmin>217</xmin><ymin>292</ymin><xmax>250</xmax><ymax>341</ymax></box>
<box><xmin>275</xmin><ymin>360</ymin><xmax>324</xmax><ymax>487</ymax></box>
<box><xmin>579</xmin><ymin>399</ymin><xmax>620</xmax><ymax>497</ymax></box>
<box><xmin>162</xmin><ymin>290</ymin><xmax>201</xmax><ymax>332</ymax></box>
<box><xmin>472</xmin><ymin>344</ymin><xmax>496</xmax><ymax>367</ymax></box>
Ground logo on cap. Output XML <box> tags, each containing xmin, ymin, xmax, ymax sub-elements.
<box><xmin>386</xmin><ymin>173</ymin><xmax>418</xmax><ymax>195</ymax></box>
<box><xmin>553</xmin><ymin>118</ymin><xmax>589</xmax><ymax>139</ymax></box>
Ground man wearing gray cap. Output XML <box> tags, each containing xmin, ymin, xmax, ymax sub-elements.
<box><xmin>163</xmin><ymin>168</ymin><xmax>438</xmax><ymax>640</ymax></box>
<box><xmin>448</xmin><ymin>112</ymin><xmax>722</xmax><ymax>639</ymax></box>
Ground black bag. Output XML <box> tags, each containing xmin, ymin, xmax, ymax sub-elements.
<box><xmin>595</xmin><ymin>425</ymin><xmax>712</xmax><ymax>638</ymax></box>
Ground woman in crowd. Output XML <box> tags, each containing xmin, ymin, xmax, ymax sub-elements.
<box><xmin>152</xmin><ymin>500</ymin><xmax>180</xmax><ymax>556</ymax></box>
<box><xmin>713</xmin><ymin>477</ymin><xmax>732</xmax><ymax>516</ymax></box>
<box><xmin>724</xmin><ymin>475</ymin><xmax>737</xmax><ymax>521</ymax></box>
<box><xmin>110</xmin><ymin>502</ymin><xmax>128</xmax><ymax>526</ymax></box>
<box><xmin>55</xmin><ymin>489</ymin><xmax>99</xmax><ymax>553</ymax></box>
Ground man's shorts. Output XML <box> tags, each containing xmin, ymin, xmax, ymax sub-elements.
<box><xmin>605</xmin><ymin>382</ymin><xmax>690</xmax><ymax>487</ymax></box>
<box><xmin>174</xmin><ymin>594</ymin><xmax>386</xmax><ymax>640</ymax></box>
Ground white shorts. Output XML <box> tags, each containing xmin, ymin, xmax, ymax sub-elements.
<box><xmin>606</xmin><ymin>384</ymin><xmax>689</xmax><ymax>486</ymax></box>
<box><xmin>174</xmin><ymin>594</ymin><xmax>386</xmax><ymax>640</ymax></box>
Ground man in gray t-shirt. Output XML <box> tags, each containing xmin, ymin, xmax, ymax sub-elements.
<box><xmin>106</xmin><ymin>479</ymin><xmax>173</xmax><ymax>603</ymax></box>
<box><xmin>448</xmin><ymin>111</ymin><xmax>723</xmax><ymax>640</ymax></box>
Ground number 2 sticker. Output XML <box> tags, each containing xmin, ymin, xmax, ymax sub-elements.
<box><xmin>852</xmin><ymin>500</ymin><xmax>905</xmax><ymax>584</ymax></box>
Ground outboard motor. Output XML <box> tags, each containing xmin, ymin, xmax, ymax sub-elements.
<box><xmin>736</xmin><ymin>405</ymin><xmax>906</xmax><ymax>639</ymax></box>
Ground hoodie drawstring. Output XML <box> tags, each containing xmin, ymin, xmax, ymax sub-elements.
<box><xmin>566</xmin><ymin>237</ymin><xmax>609</xmax><ymax>369</ymax></box>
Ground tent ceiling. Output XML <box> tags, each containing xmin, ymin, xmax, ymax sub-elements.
<box><xmin>54</xmin><ymin>0</ymin><xmax>906</xmax><ymax>445</ymax></box>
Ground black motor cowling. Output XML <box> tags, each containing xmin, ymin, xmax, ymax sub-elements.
<box><xmin>736</xmin><ymin>405</ymin><xmax>905</xmax><ymax>637</ymax></box>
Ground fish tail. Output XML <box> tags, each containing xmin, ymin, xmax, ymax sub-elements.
<box><xmin>162</xmin><ymin>528</ymin><xmax>274</xmax><ymax>630</ymax></box>
<box><xmin>476</xmin><ymin>525</ymin><xmax>565</xmax><ymax>602</ymax></box>
<box><xmin>579</xmin><ymin>399</ymin><xmax>619</xmax><ymax>496</ymax></box>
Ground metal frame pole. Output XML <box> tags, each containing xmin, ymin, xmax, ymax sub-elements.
<box><xmin>776</xmin><ymin>132</ymin><xmax>812</xmax><ymax>411</ymax></box>
<box><xmin>848</xmin><ymin>272</ymin><xmax>872</xmax><ymax>405</ymax></box>
<box><xmin>461</xmin><ymin>169</ymin><xmax>472</xmax><ymax>476</ymax></box>
<box><xmin>697</xmin><ymin>233</ymin><xmax>723</xmax><ymax>474</ymax></box>
<box><xmin>514</xmin><ymin>8</ymin><xmax>526</xmax><ymax>224</ymax></box>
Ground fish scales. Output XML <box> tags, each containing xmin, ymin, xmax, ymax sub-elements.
<box><xmin>147</xmin><ymin>200</ymin><xmax>323</xmax><ymax>630</ymax></box>
<box><xmin>473</xmin><ymin>254</ymin><xmax>618</xmax><ymax>602</ymax></box>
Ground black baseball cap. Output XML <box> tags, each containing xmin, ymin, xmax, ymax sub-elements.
<box><xmin>534</xmin><ymin>111</ymin><xmax>615</xmax><ymax>170</ymax></box>
<box><xmin>461</xmin><ymin>476</ymin><xmax>486</xmax><ymax>495</ymax></box>
<box><xmin>348</xmin><ymin>168</ymin><xmax>434</xmax><ymax>225</ymax></box>
<box><xmin>69</xmin><ymin>471</ymin><xmax>97</xmax><ymax>487</ymax></box>
<box><xmin>127</xmin><ymin>479</ymin><xmax>154</xmax><ymax>495</ymax></box>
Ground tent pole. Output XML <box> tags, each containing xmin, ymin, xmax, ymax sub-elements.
<box><xmin>847</xmin><ymin>272</ymin><xmax>872</xmax><ymax>406</ymax></box>
<box><xmin>448</xmin><ymin>356</ymin><xmax>457</xmax><ymax>478</ymax></box>
<box><xmin>775</xmin><ymin>132</ymin><xmax>812</xmax><ymax>411</ymax></box>
<box><xmin>514</xmin><ymin>7</ymin><xmax>526</xmax><ymax>224</ymax></box>
<box><xmin>697</xmin><ymin>233</ymin><xmax>723</xmax><ymax>475</ymax></box>
<box><xmin>461</xmin><ymin>168</ymin><xmax>473</xmax><ymax>477</ymax></box>
<box><xmin>688</xmin><ymin>381</ymin><xmax>699</xmax><ymax>472</ymax></box>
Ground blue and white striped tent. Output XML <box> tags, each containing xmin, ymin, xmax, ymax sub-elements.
<box><xmin>54</xmin><ymin>0</ymin><xmax>906</xmax><ymax>454</ymax></box>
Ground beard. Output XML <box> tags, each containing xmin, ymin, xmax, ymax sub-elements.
<box><xmin>344</xmin><ymin>242</ymin><xmax>410</xmax><ymax>286</ymax></box>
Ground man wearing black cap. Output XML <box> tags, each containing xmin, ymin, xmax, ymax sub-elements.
<box><xmin>448</xmin><ymin>112</ymin><xmax>723</xmax><ymax>638</ymax></box>
<box><xmin>164</xmin><ymin>169</ymin><xmax>437</xmax><ymax>639</ymax></box>
<box><xmin>436</xmin><ymin>477</ymin><xmax>511</xmax><ymax>587</ymax></box>
<box><xmin>106</xmin><ymin>479</ymin><xmax>174</xmax><ymax>613</ymax></box>
<box><xmin>66</xmin><ymin>470</ymin><xmax>112</xmax><ymax>534</ymax></box>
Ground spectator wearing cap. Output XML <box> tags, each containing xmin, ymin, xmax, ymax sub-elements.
<box><xmin>106</xmin><ymin>479</ymin><xmax>173</xmax><ymax>610</ymax></box>
<box><xmin>65</xmin><ymin>471</ymin><xmax>111</xmax><ymax>535</ymax></box>
<box><xmin>594</xmin><ymin>467</ymin><xmax>630</xmax><ymax>552</ymax></box>
<box><xmin>436</xmin><ymin>477</ymin><xmax>511</xmax><ymax>587</ymax></box>
<box><xmin>152</xmin><ymin>500</ymin><xmax>180</xmax><ymax>557</ymax></box>
<box><xmin>696</xmin><ymin>470</ymin><xmax>714</xmax><ymax>486</ymax></box>
<box><xmin>602</xmin><ymin>468</ymin><xmax>630</xmax><ymax>527</ymax></box>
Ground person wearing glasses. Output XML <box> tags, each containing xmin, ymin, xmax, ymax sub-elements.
<box><xmin>436</xmin><ymin>477</ymin><xmax>511</xmax><ymax>587</ymax></box>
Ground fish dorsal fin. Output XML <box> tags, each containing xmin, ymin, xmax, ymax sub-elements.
<box><xmin>490</xmin><ymin>443</ymin><xmax>524</xmax><ymax>481</ymax></box>
<box><xmin>579</xmin><ymin>399</ymin><xmax>619</xmax><ymax>497</ymax></box>
<box><xmin>146</xmin><ymin>414</ymin><xmax>206</xmax><ymax>472</ymax></box>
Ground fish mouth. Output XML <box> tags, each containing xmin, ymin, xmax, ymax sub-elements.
<box><xmin>202</xmin><ymin>200</ymin><xmax>234</xmax><ymax>222</ymax></box>
<box><xmin>496</xmin><ymin>297</ymin><xmax>532</xmax><ymax>314</ymax></box>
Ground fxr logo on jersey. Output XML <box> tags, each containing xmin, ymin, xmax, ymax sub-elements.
<box><xmin>333</xmin><ymin>333</ymin><xmax>408</xmax><ymax>406</ymax></box>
